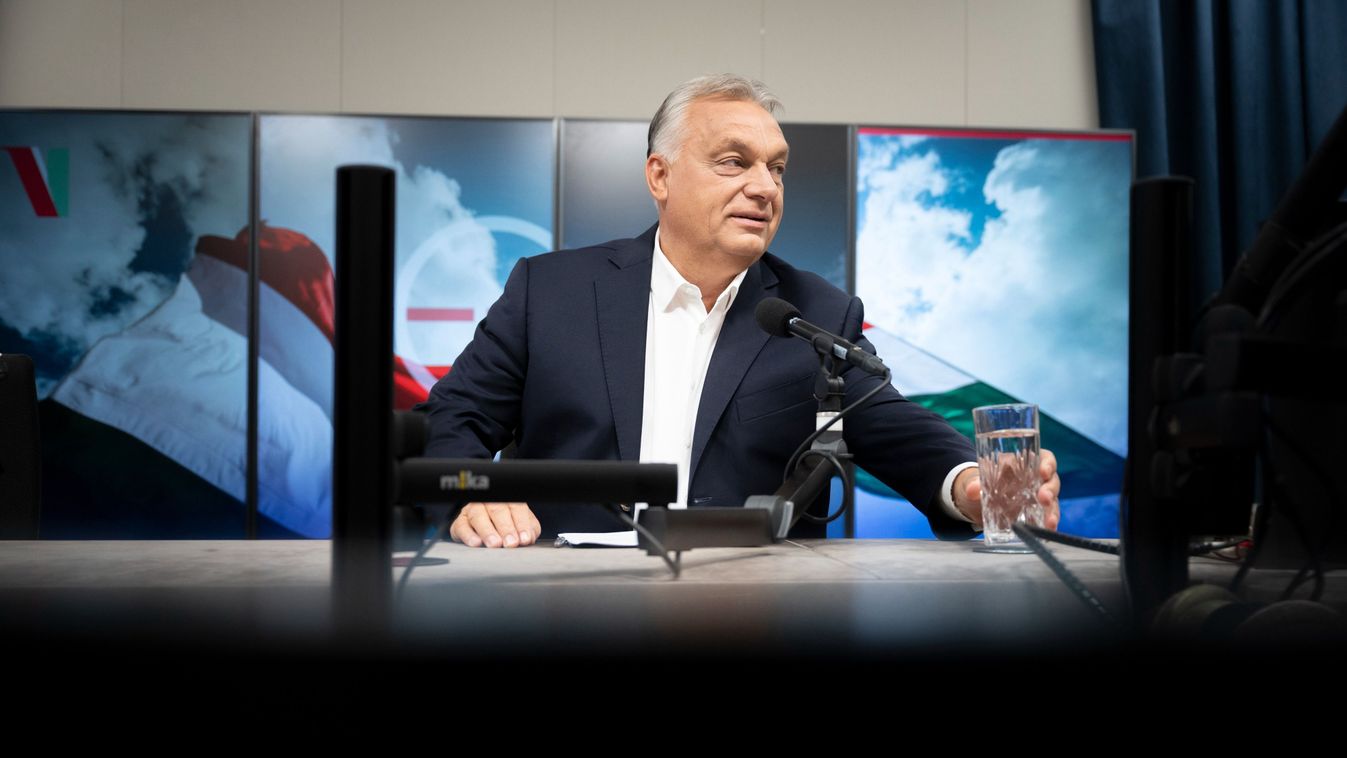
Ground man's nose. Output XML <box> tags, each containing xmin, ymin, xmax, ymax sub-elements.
<box><xmin>743</xmin><ymin>162</ymin><xmax>781</xmax><ymax>201</ymax></box>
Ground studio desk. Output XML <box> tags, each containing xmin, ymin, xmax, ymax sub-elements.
<box><xmin>5</xmin><ymin>537</ymin><xmax>1340</xmax><ymax>663</ymax></box>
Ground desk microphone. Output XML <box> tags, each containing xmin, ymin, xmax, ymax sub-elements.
<box><xmin>754</xmin><ymin>297</ymin><xmax>887</xmax><ymax>376</ymax></box>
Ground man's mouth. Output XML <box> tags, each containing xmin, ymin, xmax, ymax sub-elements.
<box><xmin>731</xmin><ymin>212</ymin><xmax>771</xmax><ymax>227</ymax></box>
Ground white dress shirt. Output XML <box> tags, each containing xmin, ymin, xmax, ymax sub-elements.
<box><xmin>636</xmin><ymin>230</ymin><xmax>975</xmax><ymax>524</ymax></box>
<box><xmin>638</xmin><ymin>231</ymin><xmax>747</xmax><ymax>509</ymax></box>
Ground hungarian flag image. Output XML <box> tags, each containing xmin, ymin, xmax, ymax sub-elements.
<box><xmin>42</xmin><ymin>222</ymin><xmax>464</xmax><ymax>538</ymax></box>
<box><xmin>46</xmin><ymin>225</ymin><xmax>334</xmax><ymax>537</ymax></box>
<box><xmin>858</xmin><ymin>324</ymin><xmax>1124</xmax><ymax>536</ymax></box>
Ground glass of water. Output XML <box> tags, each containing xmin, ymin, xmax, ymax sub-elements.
<box><xmin>972</xmin><ymin>403</ymin><xmax>1042</xmax><ymax>552</ymax></box>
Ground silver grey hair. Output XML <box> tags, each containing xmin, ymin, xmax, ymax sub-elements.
<box><xmin>647</xmin><ymin>74</ymin><xmax>782</xmax><ymax>161</ymax></box>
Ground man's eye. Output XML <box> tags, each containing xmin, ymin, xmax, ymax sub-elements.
<box><xmin>771</xmin><ymin>164</ymin><xmax>786</xmax><ymax>177</ymax></box>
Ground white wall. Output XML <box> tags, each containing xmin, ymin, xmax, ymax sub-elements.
<box><xmin>0</xmin><ymin>0</ymin><xmax>1098</xmax><ymax>129</ymax></box>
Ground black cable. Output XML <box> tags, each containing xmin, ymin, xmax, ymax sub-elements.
<box><xmin>1229</xmin><ymin>477</ymin><xmax>1273</xmax><ymax>595</ymax></box>
<box><xmin>1258</xmin><ymin>221</ymin><xmax>1347</xmax><ymax>331</ymax></box>
<box><xmin>1229</xmin><ymin>418</ymin><xmax>1279</xmax><ymax>595</ymax></box>
<box><xmin>1267</xmin><ymin>475</ymin><xmax>1326</xmax><ymax>602</ymax></box>
<box><xmin>775</xmin><ymin>361</ymin><xmax>881</xmax><ymax>530</ymax></box>
<box><xmin>1266</xmin><ymin>416</ymin><xmax>1340</xmax><ymax>601</ymax></box>
<box><xmin>783</xmin><ymin>366</ymin><xmax>891</xmax><ymax>481</ymax></box>
<box><xmin>1284</xmin><ymin>563</ymin><xmax>1315</xmax><ymax>600</ymax></box>
<box><xmin>1013</xmin><ymin>523</ymin><xmax>1121</xmax><ymax>630</ymax></box>
<box><xmin>395</xmin><ymin>513</ymin><xmax>453</xmax><ymax>602</ymax></box>
<box><xmin>1229</xmin><ymin>427</ymin><xmax>1325</xmax><ymax>599</ymax></box>
<box><xmin>612</xmin><ymin>506</ymin><xmax>680</xmax><ymax>579</ymax></box>
<box><xmin>797</xmin><ymin>450</ymin><xmax>854</xmax><ymax>525</ymax></box>
<box><xmin>1255</xmin><ymin>422</ymin><xmax>1324</xmax><ymax>600</ymax></box>
<box><xmin>1189</xmin><ymin>538</ymin><xmax>1248</xmax><ymax>556</ymax></box>
<box><xmin>1202</xmin><ymin>545</ymin><xmax>1249</xmax><ymax>564</ymax></box>
<box><xmin>1020</xmin><ymin>524</ymin><xmax>1120</xmax><ymax>555</ymax></box>
<box><xmin>1019</xmin><ymin>525</ymin><xmax>1231</xmax><ymax>558</ymax></box>
<box><xmin>1267</xmin><ymin>416</ymin><xmax>1343</xmax><ymax>517</ymax></box>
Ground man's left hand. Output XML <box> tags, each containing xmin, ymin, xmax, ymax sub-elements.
<box><xmin>953</xmin><ymin>448</ymin><xmax>1061</xmax><ymax>531</ymax></box>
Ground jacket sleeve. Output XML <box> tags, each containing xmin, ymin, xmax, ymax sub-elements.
<box><xmin>836</xmin><ymin>295</ymin><xmax>979</xmax><ymax>540</ymax></box>
<box><xmin>416</xmin><ymin>257</ymin><xmax>530</xmax><ymax>459</ymax></box>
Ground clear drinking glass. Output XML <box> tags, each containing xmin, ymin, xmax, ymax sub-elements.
<box><xmin>972</xmin><ymin>403</ymin><xmax>1042</xmax><ymax>553</ymax></box>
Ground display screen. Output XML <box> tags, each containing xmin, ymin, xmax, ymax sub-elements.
<box><xmin>0</xmin><ymin>111</ymin><xmax>252</xmax><ymax>537</ymax></box>
<box><xmin>853</xmin><ymin>127</ymin><xmax>1133</xmax><ymax>538</ymax></box>
<box><xmin>257</xmin><ymin>114</ymin><xmax>555</xmax><ymax>537</ymax></box>
<box><xmin>3</xmin><ymin>109</ymin><xmax>1130</xmax><ymax>541</ymax></box>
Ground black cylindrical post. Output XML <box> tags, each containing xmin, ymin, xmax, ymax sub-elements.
<box><xmin>332</xmin><ymin>165</ymin><xmax>395</xmax><ymax>630</ymax></box>
<box><xmin>1123</xmin><ymin>177</ymin><xmax>1195</xmax><ymax>620</ymax></box>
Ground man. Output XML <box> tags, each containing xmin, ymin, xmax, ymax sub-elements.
<box><xmin>421</xmin><ymin>74</ymin><xmax>1061</xmax><ymax>547</ymax></box>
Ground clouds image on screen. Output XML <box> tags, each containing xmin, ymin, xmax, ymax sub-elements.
<box><xmin>857</xmin><ymin>136</ymin><xmax>1130</xmax><ymax>453</ymax></box>
<box><xmin>0</xmin><ymin>115</ymin><xmax>248</xmax><ymax>396</ymax></box>
<box><xmin>259</xmin><ymin>117</ymin><xmax>505</xmax><ymax>369</ymax></box>
<box><xmin>261</xmin><ymin>117</ymin><xmax>494</xmax><ymax>271</ymax></box>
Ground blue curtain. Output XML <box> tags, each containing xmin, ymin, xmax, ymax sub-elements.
<box><xmin>1092</xmin><ymin>0</ymin><xmax>1347</xmax><ymax>298</ymax></box>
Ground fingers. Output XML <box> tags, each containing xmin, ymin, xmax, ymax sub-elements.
<box><xmin>1037</xmin><ymin>469</ymin><xmax>1061</xmax><ymax>530</ymax></box>
<box><xmin>477</xmin><ymin>503</ymin><xmax>519</xmax><ymax>547</ymax></box>
<box><xmin>1034</xmin><ymin>448</ymin><xmax>1061</xmax><ymax>528</ymax></box>
<box><xmin>510</xmin><ymin>502</ymin><xmax>542</xmax><ymax>546</ymax></box>
<box><xmin>964</xmin><ymin>476</ymin><xmax>981</xmax><ymax>505</ymax></box>
<box><xmin>954</xmin><ymin>468</ymin><xmax>983</xmax><ymax>529</ymax></box>
<box><xmin>1040</xmin><ymin>448</ymin><xmax>1058</xmax><ymax>481</ymax></box>
<box><xmin>449</xmin><ymin>505</ymin><xmax>485</xmax><ymax>547</ymax></box>
<box><xmin>449</xmin><ymin>503</ymin><xmax>539</xmax><ymax>548</ymax></box>
<box><xmin>1039</xmin><ymin>471</ymin><xmax>1062</xmax><ymax>500</ymax></box>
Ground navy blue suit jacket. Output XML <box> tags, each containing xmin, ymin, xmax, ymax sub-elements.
<box><xmin>421</xmin><ymin>227</ymin><xmax>977</xmax><ymax>538</ymax></box>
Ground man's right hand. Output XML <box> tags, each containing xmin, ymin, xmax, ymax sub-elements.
<box><xmin>449</xmin><ymin>503</ymin><xmax>542</xmax><ymax>548</ymax></box>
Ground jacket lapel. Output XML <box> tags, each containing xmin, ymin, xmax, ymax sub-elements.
<box><xmin>688</xmin><ymin>258</ymin><xmax>780</xmax><ymax>483</ymax></box>
<box><xmin>594</xmin><ymin>231</ymin><xmax>655</xmax><ymax>462</ymax></box>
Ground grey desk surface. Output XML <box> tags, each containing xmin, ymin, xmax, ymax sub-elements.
<box><xmin>6</xmin><ymin>539</ymin><xmax>1342</xmax><ymax>731</ymax></box>
<box><xmin>0</xmin><ymin>537</ymin><xmax>1126</xmax><ymax>588</ymax></box>
<box><xmin>1</xmin><ymin>538</ymin><xmax>1335</xmax><ymax>655</ymax></box>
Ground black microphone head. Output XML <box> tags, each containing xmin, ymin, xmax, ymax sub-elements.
<box><xmin>755</xmin><ymin>297</ymin><xmax>801</xmax><ymax>337</ymax></box>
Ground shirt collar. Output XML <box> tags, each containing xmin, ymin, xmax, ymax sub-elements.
<box><xmin>652</xmin><ymin>227</ymin><xmax>748</xmax><ymax>314</ymax></box>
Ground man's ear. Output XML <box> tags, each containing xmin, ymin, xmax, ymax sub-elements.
<box><xmin>645</xmin><ymin>154</ymin><xmax>670</xmax><ymax>204</ymax></box>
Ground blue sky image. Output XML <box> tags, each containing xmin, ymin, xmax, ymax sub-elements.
<box><xmin>856</xmin><ymin>129</ymin><xmax>1133</xmax><ymax>455</ymax></box>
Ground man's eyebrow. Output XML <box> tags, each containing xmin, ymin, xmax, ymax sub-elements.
<box><xmin>710</xmin><ymin>137</ymin><xmax>790</xmax><ymax>162</ymax></box>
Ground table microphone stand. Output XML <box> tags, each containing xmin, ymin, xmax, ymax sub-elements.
<box><xmin>638</xmin><ymin>344</ymin><xmax>854</xmax><ymax>552</ymax></box>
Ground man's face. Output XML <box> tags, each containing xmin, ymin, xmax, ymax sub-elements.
<box><xmin>647</xmin><ymin>97</ymin><xmax>788</xmax><ymax>269</ymax></box>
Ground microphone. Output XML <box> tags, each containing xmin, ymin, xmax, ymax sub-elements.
<box><xmin>754</xmin><ymin>297</ymin><xmax>887</xmax><ymax>376</ymax></box>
